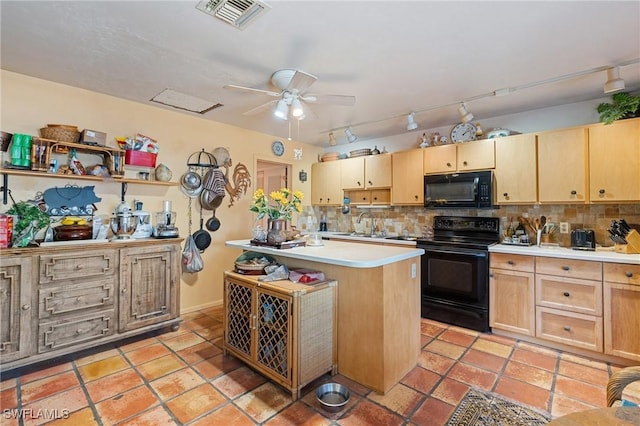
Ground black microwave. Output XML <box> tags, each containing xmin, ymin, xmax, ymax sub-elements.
<box><xmin>424</xmin><ymin>171</ymin><xmax>495</xmax><ymax>209</ymax></box>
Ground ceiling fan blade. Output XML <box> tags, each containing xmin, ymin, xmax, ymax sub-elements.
<box><xmin>223</xmin><ymin>84</ymin><xmax>281</xmax><ymax>97</ymax></box>
<box><xmin>243</xmin><ymin>99</ymin><xmax>278</xmax><ymax>116</ymax></box>
<box><xmin>303</xmin><ymin>93</ymin><xmax>356</xmax><ymax>106</ymax></box>
<box><xmin>286</xmin><ymin>70</ymin><xmax>317</xmax><ymax>93</ymax></box>
<box><xmin>300</xmin><ymin>103</ymin><xmax>317</xmax><ymax>120</ymax></box>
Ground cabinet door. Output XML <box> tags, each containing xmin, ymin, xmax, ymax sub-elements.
<box><xmin>118</xmin><ymin>244</ymin><xmax>178</xmax><ymax>332</ymax></box>
<box><xmin>0</xmin><ymin>256</ymin><xmax>33</xmax><ymax>363</ymax></box>
<box><xmin>255</xmin><ymin>289</ymin><xmax>291</xmax><ymax>382</ymax></box>
<box><xmin>604</xmin><ymin>281</ymin><xmax>640</xmax><ymax>362</ymax></box>
<box><xmin>494</xmin><ymin>134</ymin><xmax>537</xmax><ymax>204</ymax></box>
<box><xmin>311</xmin><ymin>161</ymin><xmax>342</xmax><ymax>206</ymax></box>
<box><xmin>365</xmin><ymin>154</ymin><xmax>392</xmax><ymax>188</ymax></box>
<box><xmin>340</xmin><ymin>157</ymin><xmax>365</xmax><ymax>189</ymax></box>
<box><xmin>457</xmin><ymin>139</ymin><xmax>495</xmax><ymax>171</ymax></box>
<box><xmin>391</xmin><ymin>149</ymin><xmax>423</xmax><ymax>205</ymax></box>
<box><xmin>224</xmin><ymin>278</ymin><xmax>254</xmax><ymax>359</ymax></box>
<box><xmin>489</xmin><ymin>268</ymin><xmax>535</xmax><ymax>335</ymax></box>
<box><xmin>537</xmin><ymin>128</ymin><xmax>588</xmax><ymax>203</ymax></box>
<box><xmin>589</xmin><ymin>118</ymin><xmax>640</xmax><ymax>202</ymax></box>
<box><xmin>423</xmin><ymin>144</ymin><xmax>456</xmax><ymax>174</ymax></box>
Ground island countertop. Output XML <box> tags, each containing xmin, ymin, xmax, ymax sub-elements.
<box><xmin>225</xmin><ymin>239</ymin><xmax>424</xmax><ymax>268</ymax></box>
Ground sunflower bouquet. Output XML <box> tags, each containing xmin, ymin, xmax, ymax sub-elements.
<box><xmin>250</xmin><ymin>188</ymin><xmax>303</xmax><ymax>221</ymax></box>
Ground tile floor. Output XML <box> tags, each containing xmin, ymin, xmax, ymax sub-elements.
<box><xmin>2</xmin><ymin>306</ymin><xmax>639</xmax><ymax>425</ymax></box>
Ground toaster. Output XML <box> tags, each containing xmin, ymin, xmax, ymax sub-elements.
<box><xmin>571</xmin><ymin>229</ymin><xmax>596</xmax><ymax>251</ymax></box>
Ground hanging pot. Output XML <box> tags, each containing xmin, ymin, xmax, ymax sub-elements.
<box><xmin>206</xmin><ymin>209</ymin><xmax>221</xmax><ymax>232</ymax></box>
<box><xmin>192</xmin><ymin>206</ymin><xmax>211</xmax><ymax>251</ymax></box>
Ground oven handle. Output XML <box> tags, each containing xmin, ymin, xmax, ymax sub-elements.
<box><xmin>419</xmin><ymin>246</ymin><xmax>488</xmax><ymax>258</ymax></box>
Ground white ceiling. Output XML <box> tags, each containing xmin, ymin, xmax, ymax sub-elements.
<box><xmin>1</xmin><ymin>1</ymin><xmax>639</xmax><ymax>147</ymax></box>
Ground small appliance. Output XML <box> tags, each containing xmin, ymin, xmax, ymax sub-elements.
<box><xmin>424</xmin><ymin>170</ymin><xmax>495</xmax><ymax>209</ymax></box>
<box><xmin>571</xmin><ymin>229</ymin><xmax>596</xmax><ymax>251</ymax></box>
<box><xmin>154</xmin><ymin>200</ymin><xmax>179</xmax><ymax>238</ymax></box>
<box><xmin>131</xmin><ymin>200</ymin><xmax>152</xmax><ymax>239</ymax></box>
<box><xmin>110</xmin><ymin>199</ymin><xmax>136</xmax><ymax>240</ymax></box>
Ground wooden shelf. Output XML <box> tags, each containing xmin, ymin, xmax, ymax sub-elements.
<box><xmin>1</xmin><ymin>168</ymin><xmax>178</xmax><ymax>186</ymax></box>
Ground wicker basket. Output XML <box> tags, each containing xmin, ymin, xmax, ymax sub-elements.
<box><xmin>40</xmin><ymin>125</ymin><xmax>80</xmax><ymax>143</ymax></box>
<box><xmin>349</xmin><ymin>148</ymin><xmax>371</xmax><ymax>158</ymax></box>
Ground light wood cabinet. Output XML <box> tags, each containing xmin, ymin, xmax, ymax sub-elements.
<box><xmin>341</xmin><ymin>154</ymin><xmax>391</xmax><ymax>190</ymax></box>
<box><xmin>537</xmin><ymin>127</ymin><xmax>589</xmax><ymax>203</ymax></box>
<box><xmin>391</xmin><ymin>149</ymin><xmax>423</xmax><ymax>205</ymax></box>
<box><xmin>311</xmin><ymin>161</ymin><xmax>342</xmax><ymax>206</ymax></box>
<box><xmin>223</xmin><ymin>272</ymin><xmax>336</xmax><ymax>399</ymax></box>
<box><xmin>0</xmin><ymin>256</ymin><xmax>33</xmax><ymax>363</ymax></box>
<box><xmin>424</xmin><ymin>144</ymin><xmax>457</xmax><ymax>174</ymax></box>
<box><xmin>423</xmin><ymin>140</ymin><xmax>494</xmax><ymax>174</ymax></box>
<box><xmin>603</xmin><ymin>263</ymin><xmax>640</xmax><ymax>362</ymax></box>
<box><xmin>589</xmin><ymin>118</ymin><xmax>640</xmax><ymax>202</ymax></box>
<box><xmin>346</xmin><ymin>189</ymin><xmax>391</xmax><ymax>206</ymax></box>
<box><xmin>494</xmin><ymin>133</ymin><xmax>537</xmax><ymax>204</ymax></box>
<box><xmin>489</xmin><ymin>253</ymin><xmax>535</xmax><ymax>336</ymax></box>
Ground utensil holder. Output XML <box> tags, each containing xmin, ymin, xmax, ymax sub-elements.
<box><xmin>615</xmin><ymin>230</ymin><xmax>640</xmax><ymax>254</ymax></box>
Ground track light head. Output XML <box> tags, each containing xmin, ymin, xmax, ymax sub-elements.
<box><xmin>329</xmin><ymin>132</ymin><xmax>337</xmax><ymax>146</ymax></box>
<box><xmin>457</xmin><ymin>102</ymin><xmax>474</xmax><ymax>123</ymax></box>
<box><xmin>407</xmin><ymin>112</ymin><xmax>418</xmax><ymax>131</ymax></box>
<box><xmin>345</xmin><ymin>127</ymin><xmax>357</xmax><ymax>143</ymax></box>
<box><xmin>604</xmin><ymin>67</ymin><xmax>625</xmax><ymax>94</ymax></box>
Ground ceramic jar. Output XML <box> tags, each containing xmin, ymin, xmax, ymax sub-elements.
<box><xmin>267</xmin><ymin>218</ymin><xmax>287</xmax><ymax>245</ymax></box>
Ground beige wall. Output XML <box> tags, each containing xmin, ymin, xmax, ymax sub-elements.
<box><xmin>1</xmin><ymin>70</ymin><xmax>323</xmax><ymax>312</ymax></box>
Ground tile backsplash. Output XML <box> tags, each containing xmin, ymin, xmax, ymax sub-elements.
<box><xmin>301</xmin><ymin>203</ymin><xmax>640</xmax><ymax>248</ymax></box>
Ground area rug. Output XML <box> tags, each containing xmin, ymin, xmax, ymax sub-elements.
<box><xmin>447</xmin><ymin>388</ymin><xmax>552</xmax><ymax>426</ymax></box>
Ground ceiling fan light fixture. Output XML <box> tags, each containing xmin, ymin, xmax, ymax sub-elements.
<box><xmin>329</xmin><ymin>132</ymin><xmax>337</xmax><ymax>146</ymax></box>
<box><xmin>457</xmin><ymin>102</ymin><xmax>474</xmax><ymax>123</ymax></box>
<box><xmin>604</xmin><ymin>67</ymin><xmax>625</xmax><ymax>94</ymax></box>
<box><xmin>407</xmin><ymin>112</ymin><xmax>418</xmax><ymax>131</ymax></box>
<box><xmin>274</xmin><ymin>99</ymin><xmax>288</xmax><ymax>120</ymax></box>
<box><xmin>291</xmin><ymin>97</ymin><xmax>304</xmax><ymax>118</ymax></box>
<box><xmin>345</xmin><ymin>127</ymin><xmax>357</xmax><ymax>143</ymax></box>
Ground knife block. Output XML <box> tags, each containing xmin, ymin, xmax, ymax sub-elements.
<box><xmin>615</xmin><ymin>229</ymin><xmax>640</xmax><ymax>254</ymax></box>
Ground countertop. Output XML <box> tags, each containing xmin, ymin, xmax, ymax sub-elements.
<box><xmin>490</xmin><ymin>243</ymin><xmax>640</xmax><ymax>265</ymax></box>
<box><xmin>225</xmin><ymin>239</ymin><xmax>424</xmax><ymax>268</ymax></box>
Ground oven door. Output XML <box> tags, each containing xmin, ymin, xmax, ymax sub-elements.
<box><xmin>419</xmin><ymin>244</ymin><xmax>488</xmax><ymax>305</ymax></box>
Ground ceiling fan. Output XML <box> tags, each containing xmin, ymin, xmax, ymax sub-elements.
<box><xmin>224</xmin><ymin>69</ymin><xmax>356</xmax><ymax>120</ymax></box>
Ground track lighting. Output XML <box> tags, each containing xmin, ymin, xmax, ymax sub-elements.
<box><xmin>407</xmin><ymin>112</ymin><xmax>418</xmax><ymax>131</ymax></box>
<box><xmin>345</xmin><ymin>127</ymin><xmax>357</xmax><ymax>143</ymax></box>
<box><xmin>329</xmin><ymin>132</ymin><xmax>337</xmax><ymax>146</ymax></box>
<box><xmin>291</xmin><ymin>97</ymin><xmax>304</xmax><ymax>118</ymax></box>
<box><xmin>604</xmin><ymin>67</ymin><xmax>625</xmax><ymax>94</ymax></box>
<box><xmin>274</xmin><ymin>99</ymin><xmax>288</xmax><ymax>120</ymax></box>
<box><xmin>457</xmin><ymin>102</ymin><xmax>474</xmax><ymax>123</ymax></box>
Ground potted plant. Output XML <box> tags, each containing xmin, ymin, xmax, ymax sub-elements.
<box><xmin>596</xmin><ymin>92</ymin><xmax>640</xmax><ymax>124</ymax></box>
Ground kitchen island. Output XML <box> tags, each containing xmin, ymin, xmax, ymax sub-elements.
<box><xmin>225</xmin><ymin>239</ymin><xmax>424</xmax><ymax>394</ymax></box>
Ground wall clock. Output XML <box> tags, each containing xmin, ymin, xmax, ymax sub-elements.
<box><xmin>450</xmin><ymin>122</ymin><xmax>477</xmax><ymax>143</ymax></box>
<box><xmin>271</xmin><ymin>140</ymin><xmax>285</xmax><ymax>156</ymax></box>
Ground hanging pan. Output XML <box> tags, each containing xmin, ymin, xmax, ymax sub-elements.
<box><xmin>192</xmin><ymin>206</ymin><xmax>211</xmax><ymax>251</ymax></box>
<box><xmin>206</xmin><ymin>208</ymin><xmax>221</xmax><ymax>232</ymax></box>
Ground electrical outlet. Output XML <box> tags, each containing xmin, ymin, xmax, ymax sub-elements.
<box><xmin>411</xmin><ymin>263</ymin><xmax>417</xmax><ymax>279</ymax></box>
<box><xmin>560</xmin><ymin>222</ymin><xmax>570</xmax><ymax>234</ymax></box>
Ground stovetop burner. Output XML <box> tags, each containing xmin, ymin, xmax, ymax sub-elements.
<box><xmin>417</xmin><ymin>216</ymin><xmax>500</xmax><ymax>249</ymax></box>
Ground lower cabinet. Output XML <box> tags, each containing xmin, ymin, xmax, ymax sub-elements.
<box><xmin>603</xmin><ymin>263</ymin><xmax>640</xmax><ymax>362</ymax></box>
<box><xmin>223</xmin><ymin>271</ymin><xmax>337</xmax><ymax>399</ymax></box>
<box><xmin>0</xmin><ymin>240</ymin><xmax>181</xmax><ymax>373</ymax></box>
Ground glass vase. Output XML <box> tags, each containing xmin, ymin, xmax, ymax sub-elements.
<box><xmin>267</xmin><ymin>218</ymin><xmax>287</xmax><ymax>245</ymax></box>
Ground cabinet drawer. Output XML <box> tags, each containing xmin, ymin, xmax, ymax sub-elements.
<box><xmin>38</xmin><ymin>310</ymin><xmax>115</xmax><ymax>353</ymax></box>
<box><xmin>38</xmin><ymin>279</ymin><xmax>115</xmax><ymax>319</ymax></box>
<box><xmin>535</xmin><ymin>257</ymin><xmax>602</xmax><ymax>281</ymax></box>
<box><xmin>490</xmin><ymin>253</ymin><xmax>535</xmax><ymax>272</ymax></box>
<box><xmin>603</xmin><ymin>263</ymin><xmax>640</xmax><ymax>286</ymax></box>
<box><xmin>535</xmin><ymin>275</ymin><xmax>602</xmax><ymax>316</ymax></box>
<box><xmin>39</xmin><ymin>251</ymin><xmax>117</xmax><ymax>284</ymax></box>
<box><xmin>536</xmin><ymin>307</ymin><xmax>602</xmax><ymax>352</ymax></box>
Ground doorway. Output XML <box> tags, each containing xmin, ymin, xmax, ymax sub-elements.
<box><xmin>256</xmin><ymin>159</ymin><xmax>291</xmax><ymax>230</ymax></box>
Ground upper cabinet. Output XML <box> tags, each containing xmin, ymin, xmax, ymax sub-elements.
<box><xmin>588</xmin><ymin>118</ymin><xmax>640</xmax><ymax>203</ymax></box>
<box><xmin>537</xmin><ymin>127</ymin><xmax>589</xmax><ymax>203</ymax></box>
<box><xmin>341</xmin><ymin>154</ymin><xmax>391</xmax><ymax>190</ymax></box>
<box><xmin>423</xmin><ymin>139</ymin><xmax>495</xmax><ymax>174</ymax></box>
<box><xmin>494</xmin><ymin>134</ymin><xmax>537</xmax><ymax>204</ymax></box>
<box><xmin>391</xmin><ymin>149</ymin><xmax>424</xmax><ymax>206</ymax></box>
<box><xmin>311</xmin><ymin>161</ymin><xmax>342</xmax><ymax>206</ymax></box>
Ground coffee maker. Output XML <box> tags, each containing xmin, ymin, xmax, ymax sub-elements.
<box><xmin>154</xmin><ymin>200</ymin><xmax>179</xmax><ymax>238</ymax></box>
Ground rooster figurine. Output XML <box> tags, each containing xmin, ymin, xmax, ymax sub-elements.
<box><xmin>212</xmin><ymin>147</ymin><xmax>251</xmax><ymax>207</ymax></box>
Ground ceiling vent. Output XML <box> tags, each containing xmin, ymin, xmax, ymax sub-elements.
<box><xmin>151</xmin><ymin>89</ymin><xmax>223</xmax><ymax>114</ymax></box>
<box><xmin>196</xmin><ymin>0</ymin><xmax>270</xmax><ymax>30</ymax></box>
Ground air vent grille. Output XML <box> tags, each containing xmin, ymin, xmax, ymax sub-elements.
<box><xmin>196</xmin><ymin>0</ymin><xmax>270</xmax><ymax>30</ymax></box>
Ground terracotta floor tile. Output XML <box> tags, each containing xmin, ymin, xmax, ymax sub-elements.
<box><xmin>0</xmin><ymin>387</ymin><xmax>17</xmax><ymax>410</ymax></box>
<box><xmin>234</xmin><ymin>382</ymin><xmax>293</xmax><ymax>423</ymax></box>
<box><xmin>0</xmin><ymin>415</ymin><xmax>19</xmax><ymax>426</ymax></box>
<box><xmin>410</xmin><ymin>396</ymin><xmax>455</xmax><ymax>426</ymax></box>
<box><xmin>460</xmin><ymin>348</ymin><xmax>507</xmax><ymax>373</ymax></box>
<box><xmin>182</xmin><ymin>315</ymin><xmax>220</xmax><ymax>331</ymax></box>
<box><xmin>192</xmin><ymin>354</ymin><xmax>243</xmax><ymax>380</ymax></box>
<box><xmin>85</xmin><ymin>368</ymin><xmax>144</xmax><ymax>402</ymax></box>
<box><xmin>22</xmin><ymin>387</ymin><xmax>88</xmax><ymax>425</ymax></box>
<box><xmin>20</xmin><ymin>371</ymin><xmax>80</xmax><ymax>404</ymax></box>
<box><xmin>149</xmin><ymin>367</ymin><xmax>206</xmax><ymax>401</ymax></box>
<box><xmin>162</xmin><ymin>331</ymin><xmax>206</xmax><ymax>352</ymax></box>
<box><xmin>368</xmin><ymin>383</ymin><xmax>424</xmax><ymax>417</ymax></box>
<box><xmin>482</xmin><ymin>333</ymin><xmax>517</xmax><ymax>346</ymax></box>
<box><xmin>494</xmin><ymin>376</ymin><xmax>551</xmax><ymax>412</ymax></box>
<box><xmin>431</xmin><ymin>378</ymin><xmax>470</xmax><ymax>406</ymax></box>
<box><xmin>438</xmin><ymin>329</ymin><xmax>477</xmax><ymax>347</ymax></box>
<box><xmin>511</xmin><ymin>347</ymin><xmax>558</xmax><ymax>372</ymax></box>
<box><xmin>471</xmin><ymin>338</ymin><xmax>513</xmax><ymax>358</ymax></box>
<box><xmin>200</xmin><ymin>306</ymin><xmax>224</xmax><ymax>318</ymax></box>
<box><xmin>420</xmin><ymin>320</ymin><xmax>447</xmax><ymax>338</ymax></box>
<box><xmin>212</xmin><ymin>365</ymin><xmax>268</xmax><ymax>399</ymax></box>
<box><xmin>327</xmin><ymin>374</ymin><xmax>371</xmax><ymax>397</ymax></box>
<box><xmin>299</xmin><ymin>381</ymin><xmax>362</xmax><ymax>419</ymax></box>
<box><xmin>73</xmin><ymin>347</ymin><xmax>120</xmax><ymax>367</ymax></box>
<box><xmin>338</xmin><ymin>398</ymin><xmax>404</xmax><ymax>426</ymax></box>
<box><xmin>554</xmin><ymin>375</ymin><xmax>606</xmax><ymax>406</ymax></box>
<box><xmin>77</xmin><ymin>354</ymin><xmax>129</xmax><ymax>382</ymax></box>
<box><xmin>558</xmin><ymin>359</ymin><xmax>611</xmax><ymax>387</ymax></box>
<box><xmin>263</xmin><ymin>400</ymin><xmax>330</xmax><ymax>426</ymax></box>
<box><xmin>118</xmin><ymin>335</ymin><xmax>159</xmax><ymax>353</ymax></box>
<box><xmin>136</xmin><ymin>354</ymin><xmax>186</xmax><ymax>381</ymax></box>
<box><xmin>560</xmin><ymin>352</ymin><xmax>610</xmax><ymax>370</ymax></box>
<box><xmin>181</xmin><ymin>311</ymin><xmax>207</xmax><ymax>321</ymax></box>
<box><xmin>423</xmin><ymin>339</ymin><xmax>466</xmax><ymax>360</ymax></box>
<box><xmin>156</xmin><ymin>327</ymin><xmax>190</xmax><ymax>341</ymax></box>
<box><xmin>447</xmin><ymin>363</ymin><xmax>497</xmax><ymax>391</ymax></box>
<box><xmin>420</xmin><ymin>334</ymin><xmax>433</xmax><ymax>348</ymax></box>
<box><xmin>194</xmin><ymin>326</ymin><xmax>224</xmax><ymax>341</ymax></box>
<box><xmin>44</xmin><ymin>407</ymin><xmax>98</xmax><ymax>426</ymax></box>
<box><xmin>550</xmin><ymin>393</ymin><xmax>599</xmax><ymax>418</ymax></box>
<box><xmin>117</xmin><ymin>405</ymin><xmax>178</xmax><ymax>426</ymax></box>
<box><xmin>190</xmin><ymin>403</ymin><xmax>255</xmax><ymax>426</ymax></box>
<box><xmin>176</xmin><ymin>341</ymin><xmax>222</xmax><ymax>364</ymax></box>
<box><xmin>517</xmin><ymin>341</ymin><xmax>561</xmax><ymax>357</ymax></box>
<box><xmin>503</xmin><ymin>360</ymin><xmax>555</xmax><ymax>390</ymax></box>
<box><xmin>95</xmin><ymin>385</ymin><xmax>159</xmax><ymax>425</ymax></box>
<box><xmin>165</xmin><ymin>383</ymin><xmax>226</xmax><ymax>424</ymax></box>
<box><xmin>0</xmin><ymin>378</ymin><xmax>16</xmax><ymax>391</ymax></box>
<box><xmin>124</xmin><ymin>342</ymin><xmax>172</xmax><ymax>365</ymax></box>
<box><xmin>20</xmin><ymin>362</ymin><xmax>72</xmax><ymax>384</ymax></box>
<box><xmin>401</xmin><ymin>366</ymin><xmax>441</xmax><ymax>395</ymax></box>
<box><xmin>418</xmin><ymin>350</ymin><xmax>455</xmax><ymax>375</ymax></box>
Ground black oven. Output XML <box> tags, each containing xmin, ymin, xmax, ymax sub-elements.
<box><xmin>424</xmin><ymin>170</ymin><xmax>494</xmax><ymax>209</ymax></box>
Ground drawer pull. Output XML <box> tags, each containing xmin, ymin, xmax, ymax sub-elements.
<box><xmin>563</xmin><ymin>292</ymin><xmax>570</xmax><ymax>297</ymax></box>
<box><xmin>570</xmin><ymin>190</ymin><xmax>577</xmax><ymax>195</ymax></box>
<box><xmin>76</xmin><ymin>296</ymin><xmax>84</xmax><ymax>302</ymax></box>
<box><xmin>507</xmin><ymin>260</ymin><xmax>515</xmax><ymax>265</ymax></box>
<box><xmin>75</xmin><ymin>328</ymin><xmax>86</xmax><ymax>335</ymax></box>
<box><xmin>447</xmin><ymin>162</ymin><xmax>452</xmax><ymax>167</ymax></box>
<box><xmin>22</xmin><ymin>304</ymin><xmax>30</xmax><ymax>311</ymax></box>
<box><xmin>563</xmin><ymin>326</ymin><xmax>571</xmax><ymax>332</ymax></box>
<box><xmin>75</xmin><ymin>265</ymin><xmax>82</xmax><ymax>270</ymax></box>
<box><xmin>626</xmin><ymin>272</ymin><xmax>633</xmax><ymax>278</ymax></box>
<box><xmin>489</xmin><ymin>273</ymin><xmax>494</xmax><ymax>278</ymax></box>
<box><xmin>562</xmin><ymin>266</ymin><xmax>570</xmax><ymax>271</ymax></box>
